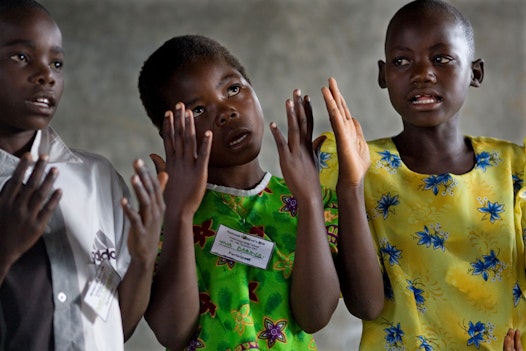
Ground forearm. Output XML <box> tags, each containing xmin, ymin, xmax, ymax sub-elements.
<box><xmin>145</xmin><ymin>215</ymin><xmax>199</xmax><ymax>350</ymax></box>
<box><xmin>336</xmin><ymin>182</ymin><xmax>384</xmax><ymax>320</ymax></box>
<box><xmin>119</xmin><ymin>257</ymin><xmax>156</xmax><ymax>340</ymax></box>
<box><xmin>290</xmin><ymin>194</ymin><xmax>340</xmax><ymax>333</ymax></box>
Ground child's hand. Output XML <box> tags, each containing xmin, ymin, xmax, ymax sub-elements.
<box><xmin>504</xmin><ymin>329</ymin><xmax>522</xmax><ymax>351</ymax></box>
<box><xmin>162</xmin><ymin>103</ymin><xmax>212</xmax><ymax>216</ymax></box>
<box><xmin>122</xmin><ymin>159</ymin><xmax>166</xmax><ymax>264</ymax></box>
<box><xmin>321</xmin><ymin>77</ymin><xmax>370</xmax><ymax>188</ymax></box>
<box><xmin>270</xmin><ymin>89</ymin><xmax>319</xmax><ymax>200</ymax></box>
<box><xmin>0</xmin><ymin>154</ymin><xmax>61</xmax><ymax>273</ymax></box>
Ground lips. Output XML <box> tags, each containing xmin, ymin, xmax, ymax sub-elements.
<box><xmin>227</xmin><ymin>129</ymin><xmax>251</xmax><ymax>148</ymax></box>
<box><xmin>410</xmin><ymin>94</ymin><xmax>443</xmax><ymax>105</ymax></box>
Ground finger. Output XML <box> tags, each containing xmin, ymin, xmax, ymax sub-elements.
<box><xmin>162</xmin><ymin>111</ymin><xmax>176</xmax><ymax>157</ymax></box>
<box><xmin>25</xmin><ymin>155</ymin><xmax>48</xmax><ymax>188</ymax></box>
<box><xmin>36</xmin><ymin>188</ymin><xmax>62</xmax><ymax>223</ymax></box>
<box><xmin>133</xmin><ymin>159</ymin><xmax>154</xmax><ymax>195</ymax></box>
<box><xmin>270</xmin><ymin>122</ymin><xmax>287</xmax><ymax>154</ymax></box>
<box><xmin>121</xmin><ymin>197</ymin><xmax>142</xmax><ymax>232</ymax></box>
<box><xmin>328</xmin><ymin>77</ymin><xmax>344</xmax><ymax>113</ymax></box>
<box><xmin>321</xmin><ymin>86</ymin><xmax>340</xmax><ymax>122</ymax></box>
<box><xmin>149</xmin><ymin>153</ymin><xmax>166</xmax><ymax>175</ymax></box>
<box><xmin>157</xmin><ymin>172</ymin><xmax>169</xmax><ymax>193</ymax></box>
<box><xmin>28</xmin><ymin>167</ymin><xmax>59</xmax><ymax>215</ymax></box>
<box><xmin>515</xmin><ymin>330</ymin><xmax>522</xmax><ymax>349</ymax></box>
<box><xmin>303</xmin><ymin>94</ymin><xmax>314</xmax><ymax>144</ymax></box>
<box><xmin>183</xmin><ymin>108</ymin><xmax>198</xmax><ymax>160</ymax></box>
<box><xmin>312</xmin><ymin>135</ymin><xmax>327</xmax><ymax>156</ymax></box>
<box><xmin>196</xmin><ymin>130</ymin><xmax>213</xmax><ymax>174</ymax></box>
<box><xmin>293</xmin><ymin>89</ymin><xmax>308</xmax><ymax>144</ymax></box>
<box><xmin>286</xmin><ymin>98</ymin><xmax>299</xmax><ymax>151</ymax></box>
<box><xmin>130</xmin><ymin>174</ymin><xmax>151</xmax><ymax>220</ymax></box>
<box><xmin>173</xmin><ymin>103</ymin><xmax>186</xmax><ymax>158</ymax></box>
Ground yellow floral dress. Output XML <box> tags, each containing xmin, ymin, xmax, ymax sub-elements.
<box><xmin>319</xmin><ymin>132</ymin><xmax>526</xmax><ymax>350</ymax></box>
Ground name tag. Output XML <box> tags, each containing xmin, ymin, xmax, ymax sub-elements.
<box><xmin>83</xmin><ymin>259</ymin><xmax>121</xmax><ymax>321</ymax></box>
<box><xmin>211</xmin><ymin>225</ymin><xmax>275</xmax><ymax>269</ymax></box>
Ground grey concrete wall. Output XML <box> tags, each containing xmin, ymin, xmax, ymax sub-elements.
<box><xmin>37</xmin><ymin>1</ymin><xmax>525</xmax><ymax>350</ymax></box>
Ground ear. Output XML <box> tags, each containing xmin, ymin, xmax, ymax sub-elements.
<box><xmin>470</xmin><ymin>58</ymin><xmax>484</xmax><ymax>87</ymax></box>
<box><xmin>378</xmin><ymin>60</ymin><xmax>387</xmax><ymax>89</ymax></box>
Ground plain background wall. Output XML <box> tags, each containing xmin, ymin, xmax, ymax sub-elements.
<box><xmin>38</xmin><ymin>0</ymin><xmax>525</xmax><ymax>350</ymax></box>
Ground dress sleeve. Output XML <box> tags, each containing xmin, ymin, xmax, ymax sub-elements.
<box><xmin>317</xmin><ymin>131</ymin><xmax>339</xmax><ymax>190</ymax></box>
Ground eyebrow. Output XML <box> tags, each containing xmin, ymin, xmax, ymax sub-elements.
<box><xmin>185</xmin><ymin>72</ymin><xmax>241</xmax><ymax>107</ymax></box>
<box><xmin>1</xmin><ymin>39</ymin><xmax>64</xmax><ymax>55</ymax></box>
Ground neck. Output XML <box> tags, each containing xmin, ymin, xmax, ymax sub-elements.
<box><xmin>393</xmin><ymin>125</ymin><xmax>475</xmax><ymax>175</ymax></box>
<box><xmin>207</xmin><ymin>159</ymin><xmax>266</xmax><ymax>190</ymax></box>
<box><xmin>0</xmin><ymin>129</ymin><xmax>38</xmax><ymax>158</ymax></box>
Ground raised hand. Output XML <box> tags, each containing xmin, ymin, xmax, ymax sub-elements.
<box><xmin>321</xmin><ymin>77</ymin><xmax>370</xmax><ymax>188</ymax></box>
<box><xmin>162</xmin><ymin>103</ymin><xmax>212</xmax><ymax>215</ymax></box>
<box><xmin>0</xmin><ymin>154</ymin><xmax>61</xmax><ymax>281</ymax></box>
<box><xmin>122</xmin><ymin>159</ymin><xmax>166</xmax><ymax>265</ymax></box>
<box><xmin>270</xmin><ymin>89</ymin><xmax>319</xmax><ymax>200</ymax></box>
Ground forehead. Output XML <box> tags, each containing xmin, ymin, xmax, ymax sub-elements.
<box><xmin>164</xmin><ymin>59</ymin><xmax>245</xmax><ymax>101</ymax></box>
<box><xmin>0</xmin><ymin>6</ymin><xmax>61</xmax><ymax>41</ymax></box>
<box><xmin>385</xmin><ymin>9</ymin><xmax>468</xmax><ymax>52</ymax></box>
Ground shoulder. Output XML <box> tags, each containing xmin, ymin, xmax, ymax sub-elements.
<box><xmin>470</xmin><ymin>136</ymin><xmax>525</xmax><ymax>161</ymax></box>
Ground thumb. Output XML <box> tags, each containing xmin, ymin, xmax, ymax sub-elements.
<box><xmin>149</xmin><ymin>153</ymin><xmax>166</xmax><ymax>175</ymax></box>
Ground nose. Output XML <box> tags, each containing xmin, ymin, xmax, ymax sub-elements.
<box><xmin>410</xmin><ymin>60</ymin><xmax>436</xmax><ymax>84</ymax></box>
<box><xmin>30</xmin><ymin>62</ymin><xmax>56</xmax><ymax>86</ymax></box>
<box><xmin>216</xmin><ymin>106</ymin><xmax>239</xmax><ymax>127</ymax></box>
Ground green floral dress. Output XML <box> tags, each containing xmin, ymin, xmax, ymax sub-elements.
<box><xmin>162</xmin><ymin>173</ymin><xmax>339</xmax><ymax>350</ymax></box>
<box><xmin>319</xmin><ymin>133</ymin><xmax>526</xmax><ymax>350</ymax></box>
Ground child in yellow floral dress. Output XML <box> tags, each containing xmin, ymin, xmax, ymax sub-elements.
<box><xmin>318</xmin><ymin>0</ymin><xmax>526</xmax><ymax>350</ymax></box>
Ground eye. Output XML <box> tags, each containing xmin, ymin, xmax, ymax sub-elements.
<box><xmin>433</xmin><ymin>56</ymin><xmax>453</xmax><ymax>64</ymax></box>
<box><xmin>392</xmin><ymin>57</ymin><xmax>410</xmax><ymax>67</ymax></box>
<box><xmin>10</xmin><ymin>53</ymin><xmax>28</xmax><ymax>63</ymax></box>
<box><xmin>51</xmin><ymin>60</ymin><xmax>64</xmax><ymax>72</ymax></box>
<box><xmin>227</xmin><ymin>84</ymin><xmax>241</xmax><ymax>97</ymax></box>
<box><xmin>192</xmin><ymin>105</ymin><xmax>205</xmax><ymax>118</ymax></box>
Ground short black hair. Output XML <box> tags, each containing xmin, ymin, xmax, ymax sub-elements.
<box><xmin>138</xmin><ymin>34</ymin><xmax>250</xmax><ymax>131</ymax></box>
<box><xmin>0</xmin><ymin>0</ymin><xmax>49</xmax><ymax>14</ymax></box>
<box><xmin>386</xmin><ymin>0</ymin><xmax>475</xmax><ymax>59</ymax></box>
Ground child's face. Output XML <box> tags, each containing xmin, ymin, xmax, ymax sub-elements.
<box><xmin>0</xmin><ymin>7</ymin><xmax>64</xmax><ymax>135</ymax></box>
<box><xmin>163</xmin><ymin>59</ymin><xmax>265</xmax><ymax>168</ymax></box>
<box><xmin>378</xmin><ymin>10</ymin><xmax>478</xmax><ymax>129</ymax></box>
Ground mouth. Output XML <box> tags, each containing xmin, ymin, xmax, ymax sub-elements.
<box><xmin>228</xmin><ymin>130</ymin><xmax>251</xmax><ymax>148</ymax></box>
<box><xmin>410</xmin><ymin>94</ymin><xmax>443</xmax><ymax>105</ymax></box>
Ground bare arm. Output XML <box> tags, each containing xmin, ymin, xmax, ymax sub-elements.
<box><xmin>118</xmin><ymin>159</ymin><xmax>166</xmax><ymax>340</ymax></box>
<box><xmin>0</xmin><ymin>154</ymin><xmax>61</xmax><ymax>283</ymax></box>
<box><xmin>145</xmin><ymin>104</ymin><xmax>212</xmax><ymax>350</ymax></box>
<box><xmin>270</xmin><ymin>90</ymin><xmax>340</xmax><ymax>333</ymax></box>
<box><xmin>321</xmin><ymin>77</ymin><xmax>384</xmax><ymax>320</ymax></box>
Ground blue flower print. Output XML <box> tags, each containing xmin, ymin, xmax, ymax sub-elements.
<box><xmin>384</xmin><ymin>322</ymin><xmax>405</xmax><ymax>350</ymax></box>
<box><xmin>475</xmin><ymin>150</ymin><xmax>501</xmax><ymax>172</ymax></box>
<box><xmin>377</xmin><ymin>150</ymin><xmax>402</xmax><ymax>173</ymax></box>
<box><xmin>318</xmin><ymin>151</ymin><xmax>331</xmax><ymax>169</ymax></box>
<box><xmin>421</xmin><ymin>174</ymin><xmax>456</xmax><ymax>196</ymax></box>
<box><xmin>376</xmin><ymin>193</ymin><xmax>400</xmax><ymax>219</ymax></box>
<box><xmin>469</xmin><ymin>250</ymin><xmax>505</xmax><ymax>281</ymax></box>
<box><xmin>417</xmin><ymin>336</ymin><xmax>435</xmax><ymax>351</ymax></box>
<box><xmin>407</xmin><ymin>279</ymin><xmax>426</xmax><ymax>313</ymax></box>
<box><xmin>465</xmin><ymin>321</ymin><xmax>495</xmax><ymax>349</ymax></box>
<box><xmin>478</xmin><ymin>199</ymin><xmax>504</xmax><ymax>223</ymax></box>
<box><xmin>380</xmin><ymin>239</ymin><xmax>402</xmax><ymax>266</ymax></box>
<box><xmin>513</xmin><ymin>282</ymin><xmax>522</xmax><ymax>307</ymax></box>
<box><xmin>413</xmin><ymin>224</ymin><xmax>448</xmax><ymax>251</ymax></box>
